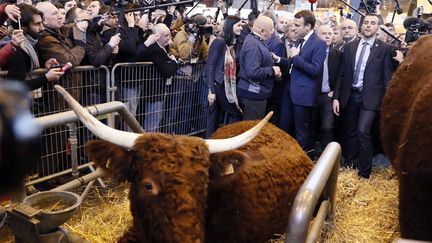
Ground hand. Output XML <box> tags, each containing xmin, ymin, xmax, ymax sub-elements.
<box><xmin>108</xmin><ymin>33</ymin><xmax>121</xmax><ymax>47</ymax></box>
<box><xmin>289</xmin><ymin>46</ymin><xmax>300</xmax><ymax>58</ymax></box>
<box><xmin>191</xmin><ymin>56</ymin><xmax>199</xmax><ymax>64</ymax></box>
<box><xmin>147</xmin><ymin>22</ymin><xmax>155</xmax><ymax>32</ymax></box>
<box><xmin>125</xmin><ymin>13</ymin><xmax>135</xmax><ymax>27</ymax></box>
<box><xmin>45</xmin><ymin>58</ymin><xmax>59</xmax><ymax>69</ymax></box>
<box><xmin>208</xmin><ymin>92</ymin><xmax>216</xmax><ymax>105</ymax></box>
<box><xmin>11</xmin><ymin>30</ymin><xmax>24</xmax><ymax>48</ymax></box>
<box><xmin>168</xmin><ymin>54</ymin><xmax>177</xmax><ymax>61</ymax></box>
<box><xmin>144</xmin><ymin>33</ymin><xmax>159</xmax><ymax>47</ymax></box>
<box><xmin>333</xmin><ymin>99</ymin><xmax>340</xmax><ymax>116</ymax></box>
<box><xmin>76</xmin><ymin>19</ymin><xmax>89</xmax><ymax>32</ymax></box>
<box><xmin>393</xmin><ymin>50</ymin><xmax>404</xmax><ymax>64</ymax></box>
<box><xmin>112</xmin><ymin>45</ymin><xmax>119</xmax><ymax>54</ymax></box>
<box><xmin>272</xmin><ymin>66</ymin><xmax>281</xmax><ymax>78</ymax></box>
<box><xmin>45</xmin><ymin>68</ymin><xmax>65</xmax><ymax>82</ymax></box>
<box><xmin>167</xmin><ymin>5</ymin><xmax>176</xmax><ymax>15</ymax></box>
<box><xmin>0</xmin><ymin>26</ymin><xmax>8</xmax><ymax>39</ymax></box>
<box><xmin>271</xmin><ymin>52</ymin><xmax>280</xmax><ymax>63</ymax></box>
<box><xmin>98</xmin><ymin>14</ymin><xmax>109</xmax><ymax>26</ymax></box>
<box><xmin>5</xmin><ymin>4</ymin><xmax>20</xmax><ymax>22</ymax></box>
<box><xmin>188</xmin><ymin>34</ymin><xmax>196</xmax><ymax>44</ymax></box>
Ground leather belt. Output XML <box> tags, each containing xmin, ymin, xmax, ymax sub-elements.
<box><xmin>351</xmin><ymin>87</ymin><xmax>363</xmax><ymax>93</ymax></box>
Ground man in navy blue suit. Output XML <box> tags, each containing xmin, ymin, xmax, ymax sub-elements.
<box><xmin>278</xmin><ymin>10</ymin><xmax>326</xmax><ymax>152</ymax></box>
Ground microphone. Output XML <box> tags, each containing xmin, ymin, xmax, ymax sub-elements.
<box><xmin>395</xmin><ymin>0</ymin><xmax>403</xmax><ymax>14</ymax></box>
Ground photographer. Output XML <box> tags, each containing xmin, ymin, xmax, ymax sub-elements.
<box><xmin>1</xmin><ymin>4</ymin><xmax>65</xmax><ymax>90</ymax></box>
<box><xmin>170</xmin><ymin>13</ymin><xmax>209</xmax><ymax>63</ymax></box>
<box><xmin>164</xmin><ymin>13</ymin><xmax>208</xmax><ymax>133</ymax></box>
<box><xmin>403</xmin><ymin>16</ymin><xmax>432</xmax><ymax>44</ymax></box>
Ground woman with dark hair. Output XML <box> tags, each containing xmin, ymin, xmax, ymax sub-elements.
<box><xmin>205</xmin><ymin>15</ymin><xmax>243</xmax><ymax>138</ymax></box>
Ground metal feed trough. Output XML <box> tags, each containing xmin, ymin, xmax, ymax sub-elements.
<box><xmin>7</xmin><ymin>191</ymin><xmax>82</xmax><ymax>243</ymax></box>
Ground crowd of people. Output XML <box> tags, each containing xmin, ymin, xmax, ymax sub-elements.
<box><xmin>0</xmin><ymin>0</ymin><xmax>408</xmax><ymax>179</ymax></box>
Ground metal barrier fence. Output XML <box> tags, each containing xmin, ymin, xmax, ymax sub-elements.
<box><xmin>111</xmin><ymin>62</ymin><xmax>208</xmax><ymax>135</ymax></box>
<box><xmin>1</xmin><ymin>63</ymin><xmax>209</xmax><ymax>186</ymax></box>
<box><xmin>0</xmin><ymin>66</ymin><xmax>110</xmax><ymax>185</ymax></box>
<box><xmin>285</xmin><ymin>142</ymin><xmax>341</xmax><ymax>243</ymax></box>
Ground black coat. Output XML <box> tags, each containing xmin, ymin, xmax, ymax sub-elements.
<box><xmin>84</xmin><ymin>28</ymin><xmax>114</xmax><ymax>67</ymax></box>
<box><xmin>333</xmin><ymin>38</ymin><xmax>395</xmax><ymax>111</ymax></box>
<box><xmin>3</xmin><ymin>48</ymin><xmax>48</xmax><ymax>90</ymax></box>
<box><xmin>318</xmin><ymin>47</ymin><xmax>342</xmax><ymax>93</ymax></box>
<box><xmin>102</xmin><ymin>27</ymin><xmax>139</xmax><ymax>63</ymax></box>
<box><xmin>136</xmin><ymin>42</ymin><xmax>178</xmax><ymax>79</ymax></box>
<box><xmin>135</xmin><ymin>42</ymin><xmax>178</xmax><ymax>98</ymax></box>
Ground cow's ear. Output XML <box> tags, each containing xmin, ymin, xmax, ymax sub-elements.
<box><xmin>209</xmin><ymin>150</ymin><xmax>248</xmax><ymax>181</ymax></box>
<box><xmin>86</xmin><ymin>140</ymin><xmax>136</xmax><ymax>183</ymax></box>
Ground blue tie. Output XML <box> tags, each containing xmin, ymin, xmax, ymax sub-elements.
<box><xmin>353</xmin><ymin>42</ymin><xmax>368</xmax><ymax>85</ymax></box>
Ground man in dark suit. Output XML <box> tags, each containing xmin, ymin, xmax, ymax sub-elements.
<box><xmin>316</xmin><ymin>24</ymin><xmax>342</xmax><ymax>153</ymax></box>
<box><xmin>332</xmin><ymin>14</ymin><xmax>394</xmax><ymax>179</ymax></box>
<box><xmin>278</xmin><ymin>10</ymin><xmax>327</xmax><ymax>152</ymax></box>
<box><xmin>135</xmin><ymin>23</ymin><xmax>178</xmax><ymax>132</ymax></box>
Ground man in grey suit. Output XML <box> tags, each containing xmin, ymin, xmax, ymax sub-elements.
<box><xmin>332</xmin><ymin>14</ymin><xmax>395</xmax><ymax>179</ymax></box>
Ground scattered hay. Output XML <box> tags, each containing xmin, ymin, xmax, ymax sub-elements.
<box><xmin>322</xmin><ymin>167</ymin><xmax>400</xmax><ymax>242</ymax></box>
<box><xmin>0</xmin><ymin>167</ymin><xmax>400</xmax><ymax>242</ymax></box>
<box><xmin>64</xmin><ymin>184</ymin><xmax>132</xmax><ymax>243</ymax></box>
<box><xmin>269</xmin><ymin>166</ymin><xmax>400</xmax><ymax>243</ymax></box>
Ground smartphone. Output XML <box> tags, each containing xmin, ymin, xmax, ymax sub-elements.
<box><xmin>51</xmin><ymin>62</ymin><xmax>72</xmax><ymax>72</ymax></box>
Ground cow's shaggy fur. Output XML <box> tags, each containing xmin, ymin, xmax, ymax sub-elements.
<box><xmin>381</xmin><ymin>35</ymin><xmax>432</xmax><ymax>241</ymax></box>
<box><xmin>86</xmin><ymin>121</ymin><xmax>313</xmax><ymax>243</ymax></box>
<box><xmin>206</xmin><ymin>121</ymin><xmax>313</xmax><ymax>243</ymax></box>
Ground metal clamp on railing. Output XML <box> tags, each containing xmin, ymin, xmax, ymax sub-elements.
<box><xmin>285</xmin><ymin>142</ymin><xmax>341</xmax><ymax>243</ymax></box>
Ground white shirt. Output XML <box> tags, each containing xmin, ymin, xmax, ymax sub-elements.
<box><xmin>300</xmin><ymin>30</ymin><xmax>314</xmax><ymax>49</ymax></box>
<box><xmin>353</xmin><ymin>37</ymin><xmax>375</xmax><ymax>88</ymax></box>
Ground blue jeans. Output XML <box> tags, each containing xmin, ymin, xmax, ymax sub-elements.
<box><xmin>144</xmin><ymin>100</ymin><xmax>164</xmax><ymax>132</ymax></box>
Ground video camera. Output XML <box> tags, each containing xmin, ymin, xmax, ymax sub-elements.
<box><xmin>403</xmin><ymin>16</ymin><xmax>432</xmax><ymax>43</ymax></box>
<box><xmin>359</xmin><ymin>0</ymin><xmax>381</xmax><ymax>14</ymax></box>
<box><xmin>185</xmin><ymin>14</ymin><xmax>213</xmax><ymax>36</ymax></box>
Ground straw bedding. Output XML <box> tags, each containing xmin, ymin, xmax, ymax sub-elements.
<box><xmin>0</xmin><ymin>167</ymin><xmax>399</xmax><ymax>242</ymax></box>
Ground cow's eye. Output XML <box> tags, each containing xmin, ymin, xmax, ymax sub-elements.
<box><xmin>144</xmin><ymin>183</ymin><xmax>153</xmax><ymax>190</ymax></box>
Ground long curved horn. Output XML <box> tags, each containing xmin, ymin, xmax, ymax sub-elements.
<box><xmin>205</xmin><ymin>111</ymin><xmax>273</xmax><ymax>153</ymax></box>
<box><xmin>55</xmin><ymin>85</ymin><xmax>140</xmax><ymax>149</ymax></box>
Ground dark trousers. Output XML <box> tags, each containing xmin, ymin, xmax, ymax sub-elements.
<box><xmin>239</xmin><ymin>97</ymin><xmax>267</xmax><ymax>121</ymax></box>
<box><xmin>293</xmin><ymin>104</ymin><xmax>314</xmax><ymax>151</ymax></box>
<box><xmin>278</xmin><ymin>87</ymin><xmax>295</xmax><ymax>136</ymax></box>
<box><xmin>344</xmin><ymin>91</ymin><xmax>376</xmax><ymax>177</ymax></box>
<box><xmin>206</xmin><ymin>83</ymin><xmax>242</xmax><ymax>138</ymax></box>
<box><xmin>318</xmin><ymin>93</ymin><xmax>335</xmax><ymax>150</ymax></box>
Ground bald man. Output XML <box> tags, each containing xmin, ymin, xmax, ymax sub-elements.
<box><xmin>135</xmin><ymin>24</ymin><xmax>178</xmax><ymax>132</ymax></box>
<box><xmin>237</xmin><ymin>15</ymin><xmax>281</xmax><ymax>120</ymax></box>
<box><xmin>315</xmin><ymin>25</ymin><xmax>342</xmax><ymax>153</ymax></box>
<box><xmin>35</xmin><ymin>1</ymin><xmax>85</xmax><ymax>67</ymax></box>
<box><xmin>341</xmin><ymin>19</ymin><xmax>358</xmax><ymax>44</ymax></box>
